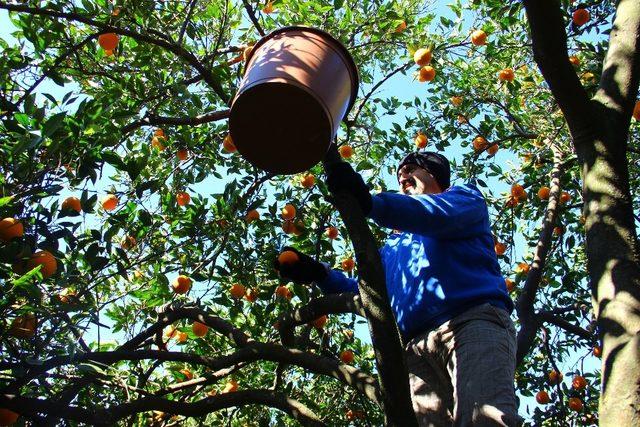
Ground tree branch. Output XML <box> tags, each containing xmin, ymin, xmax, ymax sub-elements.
<box><xmin>537</xmin><ymin>311</ymin><xmax>592</xmax><ymax>340</ymax></box>
<box><xmin>121</xmin><ymin>109</ymin><xmax>230</xmax><ymax>134</ymax></box>
<box><xmin>0</xmin><ymin>390</ymin><xmax>326</xmax><ymax>426</ymax></box>
<box><xmin>241</xmin><ymin>0</ymin><xmax>265</xmax><ymax>37</ymax></box>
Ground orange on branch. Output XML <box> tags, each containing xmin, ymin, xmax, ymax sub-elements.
<box><xmin>548</xmin><ymin>369</ymin><xmax>563</xmax><ymax>384</ymax></box>
<box><xmin>339</xmin><ymin>350</ymin><xmax>355</xmax><ymax>364</ymax></box>
<box><xmin>553</xmin><ymin>226</ymin><xmax>564</xmax><ymax>236</ymax></box>
<box><xmin>472</xmin><ymin>136</ymin><xmax>489</xmax><ymax>152</ymax></box>
<box><xmin>230</xmin><ymin>283</ymin><xmax>246</xmax><ymax>299</ymax></box>
<box><xmin>281</xmin><ymin>220</ymin><xmax>297</xmax><ymax>234</ymax></box>
<box><xmin>339</xmin><ymin>145</ymin><xmax>354</xmax><ymax>159</ymax></box>
<box><xmin>154</xmin><ymin>128</ymin><xmax>165</xmax><ymax>137</ymax></box>
<box><xmin>245</xmin><ymin>209</ymin><xmax>260</xmax><ymax>222</ymax></box>
<box><xmin>300</xmin><ymin>174</ymin><xmax>316</xmax><ymax>188</ymax></box>
<box><xmin>176</xmin><ymin>191</ymin><xmax>191</xmax><ymax>206</ymax></box>
<box><xmin>275</xmin><ymin>285</ymin><xmax>292</xmax><ymax>299</ymax></box>
<box><xmin>633</xmin><ymin>101</ymin><xmax>640</xmax><ymax>120</ymax></box>
<box><xmin>537</xmin><ymin>186</ymin><xmax>550</xmax><ymax>200</ymax></box>
<box><xmin>101</xmin><ymin>194</ymin><xmax>119</xmax><ymax>211</ymax></box>
<box><xmin>62</xmin><ymin>196</ymin><xmax>82</xmax><ymax>213</ymax></box>
<box><xmin>516</xmin><ymin>262</ymin><xmax>530</xmax><ymax>275</ymax></box>
<box><xmin>27</xmin><ymin>250</ymin><xmax>57</xmax><ymax>278</ymax></box>
<box><xmin>223</xmin><ymin>379</ymin><xmax>238</xmax><ymax>393</ymax></box>
<box><xmin>418</xmin><ymin>65</ymin><xmax>436</xmax><ymax>82</ymax></box>
<box><xmin>262</xmin><ymin>1</ymin><xmax>274</xmax><ymax>14</ymax></box>
<box><xmin>486</xmin><ymin>144</ymin><xmax>498</xmax><ymax>156</ymax></box>
<box><xmin>177</xmin><ymin>149</ymin><xmax>189</xmax><ymax>161</ymax></box>
<box><xmin>413</xmin><ymin>48</ymin><xmax>432</xmax><ymax>66</ymax></box>
<box><xmin>9</xmin><ymin>313</ymin><xmax>37</xmax><ymax>338</ymax></box>
<box><xmin>505</xmin><ymin>278</ymin><xmax>515</xmax><ymax>292</ymax></box>
<box><xmin>593</xmin><ymin>346</ymin><xmax>602</xmax><ymax>357</ymax></box>
<box><xmin>394</xmin><ymin>20</ymin><xmax>407</xmax><ymax>33</ymax></box>
<box><xmin>176</xmin><ymin>331</ymin><xmax>188</xmax><ymax>343</ymax></box>
<box><xmin>222</xmin><ymin>134</ymin><xmax>236</xmax><ymax>153</ymax></box>
<box><xmin>470</xmin><ymin>29</ymin><xmax>487</xmax><ymax>46</ymax></box>
<box><xmin>121</xmin><ymin>235</ymin><xmax>136</xmax><ymax>250</ymax></box>
<box><xmin>572</xmin><ymin>375</ymin><xmax>587</xmax><ymax>390</ymax></box>
<box><xmin>450</xmin><ymin>96</ymin><xmax>463</xmax><ymax>107</ymax></box>
<box><xmin>245</xmin><ymin>288</ymin><xmax>258</xmax><ymax>302</ymax></box>
<box><xmin>572</xmin><ymin>8</ymin><xmax>590</xmax><ymax>26</ymax></box>
<box><xmin>0</xmin><ymin>218</ymin><xmax>24</xmax><ymax>242</ymax></box>
<box><xmin>568</xmin><ymin>397</ymin><xmax>583</xmax><ymax>412</ymax></box>
<box><xmin>0</xmin><ymin>408</ymin><xmax>19</xmax><ymax>425</ymax></box>
<box><xmin>280</xmin><ymin>204</ymin><xmax>296</xmax><ymax>220</ymax></box>
<box><xmin>98</xmin><ymin>33</ymin><xmax>119</xmax><ymax>50</ymax></box>
<box><xmin>172</xmin><ymin>275</ymin><xmax>192</xmax><ymax>294</ymax></box>
<box><xmin>498</xmin><ymin>68</ymin><xmax>515</xmax><ymax>82</ymax></box>
<box><xmin>511</xmin><ymin>184</ymin><xmax>526</xmax><ymax>200</ymax></box>
<box><xmin>569</xmin><ymin>56</ymin><xmax>581</xmax><ymax>66</ymax></box>
<box><xmin>494</xmin><ymin>242</ymin><xmax>507</xmax><ymax>256</ymax></box>
<box><xmin>536</xmin><ymin>391</ymin><xmax>551</xmax><ymax>404</ymax></box>
<box><xmin>560</xmin><ymin>191</ymin><xmax>571</xmax><ymax>204</ymax></box>
<box><xmin>192</xmin><ymin>321</ymin><xmax>208</xmax><ymax>338</ymax></box>
<box><xmin>179</xmin><ymin>369</ymin><xmax>193</xmax><ymax>381</ymax></box>
<box><xmin>341</xmin><ymin>257</ymin><xmax>355</xmax><ymax>272</ymax></box>
<box><xmin>278</xmin><ymin>250</ymin><xmax>299</xmax><ymax>266</ymax></box>
<box><xmin>325</xmin><ymin>226</ymin><xmax>339</xmax><ymax>239</ymax></box>
<box><xmin>415</xmin><ymin>133</ymin><xmax>428</xmax><ymax>149</ymax></box>
<box><xmin>311</xmin><ymin>315</ymin><xmax>328</xmax><ymax>329</ymax></box>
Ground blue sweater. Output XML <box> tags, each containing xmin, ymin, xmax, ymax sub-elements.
<box><xmin>317</xmin><ymin>183</ymin><xmax>514</xmax><ymax>341</ymax></box>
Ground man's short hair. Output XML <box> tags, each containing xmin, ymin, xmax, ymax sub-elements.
<box><xmin>397</xmin><ymin>152</ymin><xmax>451</xmax><ymax>190</ymax></box>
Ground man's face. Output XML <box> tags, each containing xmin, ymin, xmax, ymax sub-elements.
<box><xmin>397</xmin><ymin>163</ymin><xmax>443</xmax><ymax>195</ymax></box>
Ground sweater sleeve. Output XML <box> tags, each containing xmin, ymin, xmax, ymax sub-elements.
<box><xmin>315</xmin><ymin>268</ymin><xmax>359</xmax><ymax>294</ymax></box>
<box><xmin>368</xmin><ymin>184</ymin><xmax>487</xmax><ymax>238</ymax></box>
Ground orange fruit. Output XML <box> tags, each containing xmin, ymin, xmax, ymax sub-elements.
<box><xmin>301</xmin><ymin>174</ymin><xmax>316</xmax><ymax>188</ymax></box>
<box><xmin>62</xmin><ymin>196</ymin><xmax>82</xmax><ymax>213</ymax></box>
<box><xmin>572</xmin><ymin>375</ymin><xmax>587</xmax><ymax>390</ymax></box>
<box><xmin>505</xmin><ymin>278</ymin><xmax>515</xmax><ymax>292</ymax></box>
<box><xmin>457</xmin><ymin>114</ymin><xmax>467</xmax><ymax>124</ymax></box>
<box><xmin>121</xmin><ymin>235</ymin><xmax>136</xmax><ymax>250</ymax></box>
<box><xmin>0</xmin><ymin>218</ymin><xmax>24</xmax><ymax>242</ymax></box>
<box><xmin>172</xmin><ymin>275</ymin><xmax>192</xmax><ymax>294</ymax></box>
<box><xmin>280</xmin><ymin>204</ymin><xmax>296</xmax><ymax>220</ymax></box>
<box><xmin>230</xmin><ymin>283</ymin><xmax>246</xmax><ymax>299</ymax></box>
<box><xmin>560</xmin><ymin>191</ymin><xmax>571</xmax><ymax>204</ymax></box>
<box><xmin>413</xmin><ymin>48</ymin><xmax>432</xmax><ymax>66</ymax></box>
<box><xmin>26</xmin><ymin>250</ymin><xmax>57</xmax><ymax>278</ymax></box>
<box><xmin>569</xmin><ymin>56</ymin><xmax>580</xmax><ymax>66</ymax></box>
<box><xmin>9</xmin><ymin>313</ymin><xmax>37</xmax><ymax>338</ymax></box>
<box><xmin>572</xmin><ymin>9</ymin><xmax>590</xmax><ymax>26</ymax></box>
<box><xmin>538</xmin><ymin>186</ymin><xmax>550</xmax><ymax>200</ymax></box>
<box><xmin>281</xmin><ymin>220</ymin><xmax>297</xmax><ymax>234</ymax></box>
<box><xmin>486</xmin><ymin>144</ymin><xmax>498</xmax><ymax>156</ymax></box>
<box><xmin>101</xmin><ymin>194</ymin><xmax>119</xmax><ymax>211</ymax></box>
<box><xmin>498</xmin><ymin>68</ymin><xmax>515</xmax><ymax>82</ymax></box>
<box><xmin>176</xmin><ymin>331</ymin><xmax>188</xmax><ymax>343</ymax></box>
<box><xmin>154</xmin><ymin>128</ymin><xmax>165</xmax><ymax>137</ymax></box>
<box><xmin>471</xmin><ymin>29</ymin><xmax>487</xmax><ymax>46</ymax></box>
<box><xmin>339</xmin><ymin>145</ymin><xmax>354</xmax><ymax>159</ymax></box>
<box><xmin>548</xmin><ymin>369</ymin><xmax>563</xmax><ymax>384</ymax></box>
<box><xmin>450</xmin><ymin>96</ymin><xmax>463</xmax><ymax>107</ymax></box>
<box><xmin>341</xmin><ymin>257</ymin><xmax>355</xmax><ymax>272</ymax></box>
<box><xmin>151</xmin><ymin>136</ymin><xmax>166</xmax><ymax>151</ymax></box>
<box><xmin>180</xmin><ymin>368</ymin><xmax>193</xmax><ymax>381</ymax></box>
<box><xmin>311</xmin><ymin>315</ymin><xmax>327</xmax><ymax>329</ymax></box>
<box><xmin>418</xmin><ymin>65</ymin><xmax>436</xmax><ymax>82</ymax></box>
<box><xmin>222</xmin><ymin>379</ymin><xmax>238</xmax><ymax>393</ymax></box>
<box><xmin>177</xmin><ymin>149</ymin><xmax>189</xmax><ymax>161</ymax></box>
<box><xmin>516</xmin><ymin>262</ymin><xmax>530</xmax><ymax>274</ymax></box>
<box><xmin>278</xmin><ymin>250</ymin><xmax>299</xmax><ymax>266</ymax></box>
<box><xmin>245</xmin><ymin>288</ymin><xmax>258</xmax><ymax>302</ymax></box>
<box><xmin>275</xmin><ymin>285</ymin><xmax>292</xmax><ymax>299</ymax></box>
<box><xmin>192</xmin><ymin>321</ymin><xmax>208</xmax><ymax>337</ymax></box>
<box><xmin>222</xmin><ymin>134</ymin><xmax>236</xmax><ymax>153</ymax></box>
<box><xmin>553</xmin><ymin>226</ymin><xmax>564</xmax><ymax>236</ymax></box>
<box><xmin>415</xmin><ymin>133</ymin><xmax>428</xmax><ymax>149</ymax></box>
<box><xmin>568</xmin><ymin>397</ymin><xmax>583</xmax><ymax>412</ymax></box>
<box><xmin>593</xmin><ymin>346</ymin><xmax>602</xmax><ymax>357</ymax></box>
<box><xmin>339</xmin><ymin>350</ymin><xmax>354</xmax><ymax>364</ymax></box>
<box><xmin>633</xmin><ymin>101</ymin><xmax>640</xmax><ymax>120</ymax></box>
<box><xmin>394</xmin><ymin>20</ymin><xmax>407</xmax><ymax>33</ymax></box>
<box><xmin>536</xmin><ymin>390</ymin><xmax>551</xmax><ymax>404</ymax></box>
<box><xmin>494</xmin><ymin>242</ymin><xmax>507</xmax><ymax>256</ymax></box>
<box><xmin>0</xmin><ymin>408</ymin><xmax>19</xmax><ymax>425</ymax></box>
<box><xmin>325</xmin><ymin>226</ymin><xmax>339</xmax><ymax>239</ymax></box>
<box><xmin>511</xmin><ymin>184</ymin><xmax>526</xmax><ymax>200</ymax></box>
<box><xmin>245</xmin><ymin>209</ymin><xmax>260</xmax><ymax>222</ymax></box>
<box><xmin>345</xmin><ymin>409</ymin><xmax>365</xmax><ymax>421</ymax></box>
<box><xmin>176</xmin><ymin>191</ymin><xmax>191</xmax><ymax>206</ymax></box>
<box><xmin>164</xmin><ymin>325</ymin><xmax>178</xmax><ymax>339</ymax></box>
<box><xmin>262</xmin><ymin>1</ymin><xmax>274</xmax><ymax>13</ymax></box>
<box><xmin>98</xmin><ymin>33</ymin><xmax>119</xmax><ymax>50</ymax></box>
<box><xmin>472</xmin><ymin>136</ymin><xmax>489</xmax><ymax>152</ymax></box>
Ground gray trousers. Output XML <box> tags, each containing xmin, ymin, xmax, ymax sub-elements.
<box><xmin>405</xmin><ymin>303</ymin><xmax>519</xmax><ymax>426</ymax></box>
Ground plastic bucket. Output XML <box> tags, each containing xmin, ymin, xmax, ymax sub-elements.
<box><xmin>229</xmin><ymin>26</ymin><xmax>359</xmax><ymax>174</ymax></box>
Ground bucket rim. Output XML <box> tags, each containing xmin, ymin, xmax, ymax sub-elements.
<box><xmin>244</xmin><ymin>26</ymin><xmax>360</xmax><ymax>117</ymax></box>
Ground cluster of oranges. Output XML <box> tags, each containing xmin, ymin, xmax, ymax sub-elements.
<box><xmin>535</xmin><ymin>370</ymin><xmax>590</xmax><ymax>413</ymax></box>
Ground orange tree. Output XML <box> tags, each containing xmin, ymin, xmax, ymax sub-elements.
<box><xmin>0</xmin><ymin>0</ymin><xmax>638</xmax><ymax>425</ymax></box>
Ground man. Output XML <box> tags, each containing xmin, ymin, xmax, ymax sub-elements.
<box><xmin>276</xmin><ymin>152</ymin><xmax>518</xmax><ymax>426</ymax></box>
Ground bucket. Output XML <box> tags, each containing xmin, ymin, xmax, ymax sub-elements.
<box><xmin>229</xmin><ymin>26</ymin><xmax>359</xmax><ymax>174</ymax></box>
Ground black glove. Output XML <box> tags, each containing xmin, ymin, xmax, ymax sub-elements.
<box><xmin>325</xmin><ymin>162</ymin><xmax>372</xmax><ymax>215</ymax></box>
<box><xmin>274</xmin><ymin>246</ymin><xmax>328</xmax><ymax>284</ymax></box>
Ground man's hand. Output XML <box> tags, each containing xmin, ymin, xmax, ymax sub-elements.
<box><xmin>274</xmin><ymin>247</ymin><xmax>328</xmax><ymax>284</ymax></box>
<box><xmin>325</xmin><ymin>162</ymin><xmax>372</xmax><ymax>214</ymax></box>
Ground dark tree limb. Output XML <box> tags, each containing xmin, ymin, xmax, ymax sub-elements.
<box><xmin>0</xmin><ymin>390</ymin><xmax>326</xmax><ymax>427</ymax></box>
<box><xmin>241</xmin><ymin>0</ymin><xmax>265</xmax><ymax>37</ymax></box>
<box><xmin>537</xmin><ymin>312</ymin><xmax>592</xmax><ymax>340</ymax></box>
<box><xmin>0</xmin><ymin>2</ymin><xmax>230</xmax><ymax>104</ymax></box>
<box><xmin>515</xmin><ymin>144</ymin><xmax>564</xmax><ymax>365</ymax></box>
<box><xmin>177</xmin><ymin>0</ymin><xmax>198</xmax><ymax>45</ymax></box>
<box><xmin>121</xmin><ymin>109</ymin><xmax>230</xmax><ymax>134</ymax></box>
<box><xmin>323</xmin><ymin>146</ymin><xmax>417</xmax><ymax>426</ymax></box>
